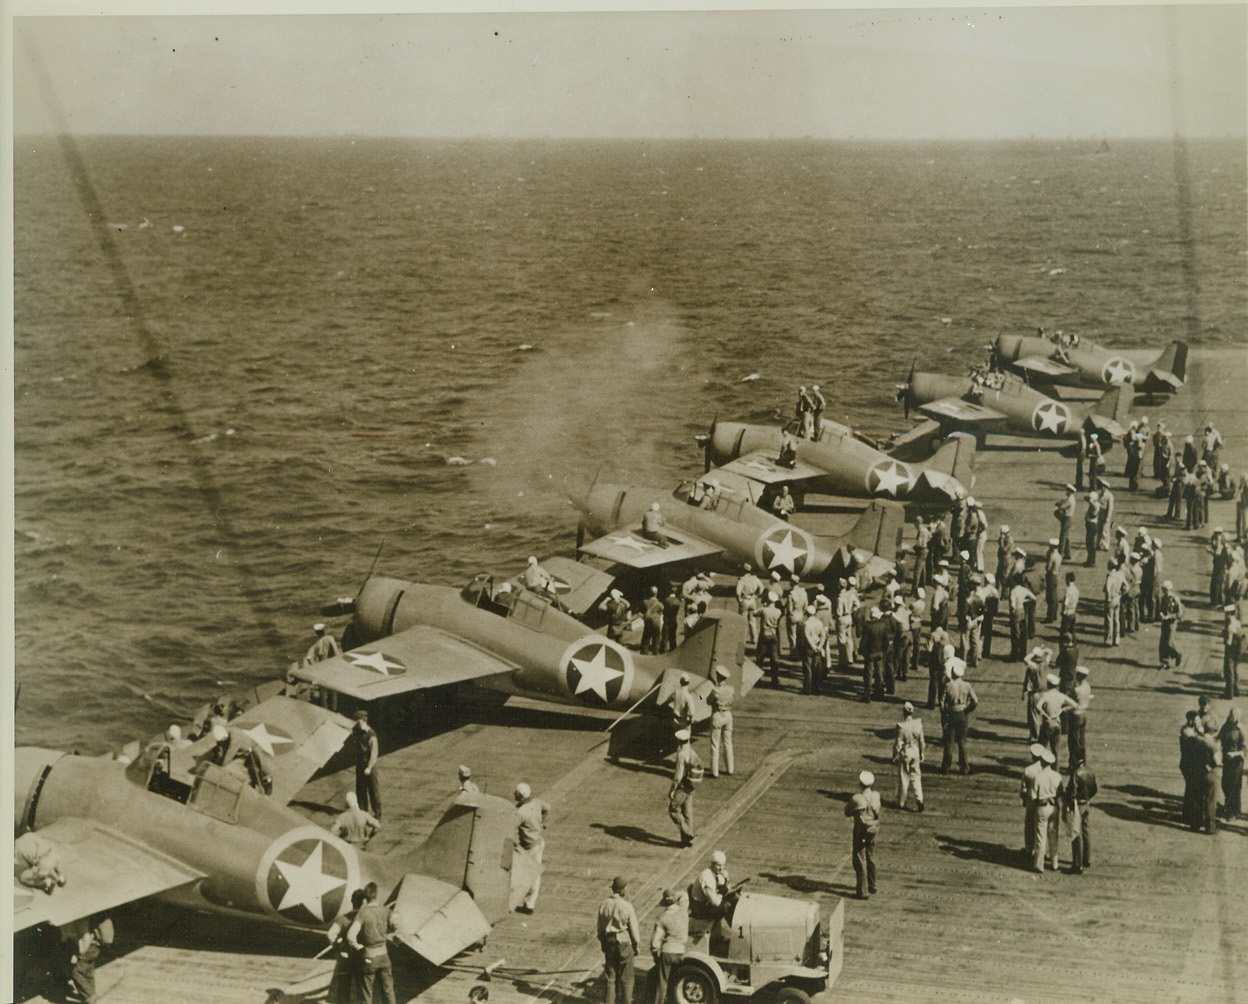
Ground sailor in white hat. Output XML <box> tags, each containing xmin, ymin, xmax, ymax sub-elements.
<box><xmin>669</xmin><ymin>727</ymin><xmax>703</xmax><ymax>847</ymax></box>
<box><xmin>844</xmin><ymin>769</ymin><xmax>881</xmax><ymax>898</ymax></box>
<box><xmin>303</xmin><ymin>621</ymin><xmax>341</xmax><ymax>666</ymax></box>
<box><xmin>940</xmin><ymin>657</ymin><xmax>978</xmax><ymax>775</ymax></box>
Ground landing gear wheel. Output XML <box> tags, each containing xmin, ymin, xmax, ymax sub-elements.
<box><xmin>671</xmin><ymin>964</ymin><xmax>718</xmax><ymax>1004</ymax></box>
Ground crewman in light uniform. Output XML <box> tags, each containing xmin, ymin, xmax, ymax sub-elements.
<box><xmin>893</xmin><ymin>702</ymin><xmax>926</xmax><ymax>812</ymax></box>
<box><xmin>303</xmin><ymin>623</ymin><xmax>341</xmax><ymax>666</ymax></box>
<box><xmin>708</xmin><ymin>665</ymin><xmax>735</xmax><ymax>777</ymax></box>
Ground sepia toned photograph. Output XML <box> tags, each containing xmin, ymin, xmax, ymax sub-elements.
<box><xmin>7</xmin><ymin>3</ymin><xmax>1246</xmax><ymax>1002</ymax></box>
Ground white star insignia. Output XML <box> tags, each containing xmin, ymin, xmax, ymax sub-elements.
<box><xmin>868</xmin><ymin>461</ymin><xmax>912</xmax><ymax>497</ymax></box>
<box><xmin>238</xmin><ymin>723</ymin><xmax>294</xmax><ymax>757</ymax></box>
<box><xmin>764</xmin><ymin>530</ymin><xmax>808</xmax><ymax>572</ymax></box>
<box><xmin>568</xmin><ymin>645</ymin><xmax>624</xmax><ymax>701</ymax></box>
<box><xmin>608</xmin><ymin>534</ymin><xmax>651</xmax><ymax>553</ymax></box>
<box><xmin>1103</xmin><ymin>358</ymin><xmax>1134</xmax><ymax>385</ymax></box>
<box><xmin>273</xmin><ymin>843</ymin><xmax>347</xmax><ymax>922</ymax></box>
<box><xmin>1033</xmin><ymin>402</ymin><xmax>1070</xmax><ymax>434</ymax></box>
<box><xmin>345</xmin><ymin>650</ymin><xmax>405</xmax><ymax>675</ymax></box>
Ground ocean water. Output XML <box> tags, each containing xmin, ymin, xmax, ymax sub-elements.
<box><xmin>13</xmin><ymin>136</ymin><xmax>1246</xmax><ymax>751</ymax></box>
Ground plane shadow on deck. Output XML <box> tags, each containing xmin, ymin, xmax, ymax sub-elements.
<box><xmin>756</xmin><ymin>870</ymin><xmax>856</xmax><ymax>898</ymax></box>
<box><xmin>934</xmin><ymin>834</ymin><xmax>1032</xmax><ymax>871</ymax></box>
<box><xmin>590</xmin><ymin>822</ymin><xmax>681</xmax><ymax>847</ymax></box>
<box><xmin>1097</xmin><ymin>783</ymin><xmax>1190</xmax><ymax>830</ymax></box>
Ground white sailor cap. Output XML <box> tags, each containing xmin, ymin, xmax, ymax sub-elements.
<box><xmin>858</xmin><ymin>771</ymin><xmax>875</xmax><ymax>786</ymax></box>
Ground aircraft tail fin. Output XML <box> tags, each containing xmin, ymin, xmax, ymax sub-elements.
<box><xmin>832</xmin><ymin>499</ymin><xmax>906</xmax><ymax>564</ymax></box>
<box><xmin>1085</xmin><ymin>384</ymin><xmax>1134</xmax><ymax>441</ymax></box>
<box><xmin>923</xmin><ymin>432</ymin><xmax>977</xmax><ymax>492</ymax></box>
<box><xmin>670</xmin><ymin>611</ymin><xmax>762</xmax><ymax>699</ymax></box>
<box><xmin>395</xmin><ymin>791</ymin><xmax>517</xmax><ymax>963</ymax></box>
<box><xmin>1139</xmin><ymin>340</ymin><xmax>1188</xmax><ymax>394</ymax></box>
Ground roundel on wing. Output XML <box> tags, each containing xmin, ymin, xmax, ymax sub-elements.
<box><xmin>560</xmin><ymin>636</ymin><xmax>634</xmax><ymax>706</ymax></box>
<box><xmin>1031</xmin><ymin>400</ymin><xmax>1072</xmax><ymax>435</ymax></box>
<box><xmin>754</xmin><ymin>525</ymin><xmax>815</xmax><ymax>577</ymax></box>
<box><xmin>256</xmin><ymin>826</ymin><xmax>359</xmax><ymax>927</ymax></box>
<box><xmin>1101</xmin><ymin>356</ymin><xmax>1136</xmax><ymax>385</ymax></box>
<box><xmin>864</xmin><ymin>459</ymin><xmax>914</xmax><ymax>498</ymax></box>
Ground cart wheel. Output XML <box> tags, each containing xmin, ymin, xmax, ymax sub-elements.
<box><xmin>671</xmin><ymin>963</ymin><xmax>718</xmax><ymax>1004</ymax></box>
<box><xmin>773</xmin><ymin>988</ymin><xmax>812</xmax><ymax>1004</ymax></box>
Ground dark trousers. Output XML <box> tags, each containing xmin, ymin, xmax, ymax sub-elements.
<box><xmin>1058</xmin><ymin>518</ymin><xmax>1072</xmax><ymax>559</ymax></box>
<box><xmin>1067</xmin><ymin>715</ymin><xmax>1087</xmax><ymax>769</ymax></box>
<box><xmin>1060</xmin><ymin>612</ymin><xmax>1077</xmax><ymax>639</ymax></box>
<box><xmin>801</xmin><ymin>647</ymin><xmax>823</xmax><ymax>695</ymax></box>
<box><xmin>1223</xmin><ymin>757</ymin><xmax>1244</xmax><ymax>818</ymax></box>
<box><xmin>661</xmin><ymin>618</ymin><xmax>678</xmax><ymax>653</ymax></box>
<box><xmin>864</xmin><ymin>654</ymin><xmax>884</xmax><ymax>701</ymax></box>
<box><xmin>603</xmin><ymin>941</ymin><xmax>635</xmax><ymax>1004</ymax></box>
<box><xmin>1202</xmin><ymin>770</ymin><xmax>1221</xmax><ymax>832</ymax></box>
<box><xmin>359</xmin><ymin>957</ymin><xmax>395</xmax><ymax>1004</ymax></box>
<box><xmin>356</xmin><ymin>768</ymin><xmax>382</xmax><ymax>819</ymax></box>
<box><xmin>1160</xmin><ymin>621</ymin><xmax>1181</xmax><ymax>667</ymax></box>
<box><xmin>757</xmin><ymin>635</ymin><xmax>780</xmax><ymax>685</ymax></box>
<box><xmin>1038</xmin><ymin>719</ymin><xmax>1061</xmax><ymax>759</ymax></box>
<box><xmin>652</xmin><ymin>951</ymin><xmax>681</xmax><ymax>1004</ymax></box>
<box><xmin>641</xmin><ymin>620</ymin><xmax>662</xmax><ymax>655</ymax></box>
<box><xmin>1010</xmin><ymin>612</ymin><xmax>1026</xmax><ymax>661</ymax></box>
<box><xmin>941</xmin><ymin>710</ymin><xmax>969</xmax><ymax>772</ymax></box>
<box><xmin>895</xmin><ymin>636</ymin><xmax>912</xmax><ymax>680</ymax></box>
<box><xmin>852</xmin><ymin>828</ymin><xmax>877</xmax><ymax>896</ymax></box>
<box><xmin>1045</xmin><ymin>578</ymin><xmax>1059</xmax><ymax>622</ymax></box>
<box><xmin>1182</xmin><ymin>767</ymin><xmax>1201</xmax><ymax>828</ymax></box>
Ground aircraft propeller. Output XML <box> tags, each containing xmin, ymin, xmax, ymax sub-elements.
<box><xmin>694</xmin><ymin>416</ymin><xmax>718</xmax><ymax>473</ymax></box>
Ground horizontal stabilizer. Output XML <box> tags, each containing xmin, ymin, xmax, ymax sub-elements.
<box><xmin>390</xmin><ymin>873</ymin><xmax>492</xmax><ymax>966</ymax></box>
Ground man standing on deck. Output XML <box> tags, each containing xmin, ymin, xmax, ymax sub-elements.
<box><xmin>351</xmin><ymin>711</ymin><xmax>382</xmax><ymax>820</ymax></box>
<box><xmin>661</xmin><ymin>584</ymin><xmax>682</xmax><ymax>654</ymax></box>
<box><xmin>1055</xmin><ymin>485</ymin><xmax>1076</xmax><ymax>561</ymax></box>
<box><xmin>844</xmin><ymin>771</ymin><xmax>881</xmax><ymax>899</ymax></box>
<box><xmin>669</xmin><ymin>730</ymin><xmax>703</xmax><ymax>847</ymax></box>
<box><xmin>893</xmin><ymin>702</ymin><xmax>926</xmax><ymax>812</ymax></box>
<box><xmin>861</xmin><ymin>607</ymin><xmax>890</xmax><ymax>703</ymax></box>
<box><xmin>640</xmin><ymin>586</ymin><xmax>664</xmax><ymax>655</ymax></box>
<box><xmin>708</xmin><ymin>665</ymin><xmax>735</xmax><ymax>777</ymax></box>
<box><xmin>1008</xmin><ymin>578</ymin><xmax>1035</xmax><ymax>662</ymax></box>
<box><xmin>1159</xmin><ymin>581</ymin><xmax>1184</xmax><ymax>670</ymax></box>
<box><xmin>1024</xmin><ymin>745</ymin><xmax>1062</xmax><ymax>873</ymax></box>
<box><xmin>1084</xmin><ymin>491</ymin><xmax>1102</xmax><ymax>567</ymax></box>
<box><xmin>758</xmin><ymin>592</ymin><xmax>782</xmax><ymax>687</ymax></box>
<box><xmin>597</xmin><ymin>876</ymin><xmax>640</xmax><ymax>1004</ymax></box>
<box><xmin>736</xmin><ymin>563</ymin><xmax>762</xmax><ymax>646</ymax></box>
<box><xmin>1062</xmin><ymin>756</ymin><xmax>1099</xmax><ymax>873</ymax></box>
<box><xmin>1068</xmin><ymin>666</ymin><xmax>1093</xmax><ymax>769</ymax></box>
<box><xmin>1035</xmin><ymin>673</ymin><xmax>1077</xmax><ymax>759</ymax></box>
<box><xmin>347</xmin><ymin>882</ymin><xmax>395</xmax><ymax>1004</ymax></box>
<box><xmin>1044</xmin><ymin>539</ymin><xmax>1063</xmax><ymax>623</ymax></box>
<box><xmin>940</xmin><ymin>660</ymin><xmax>978</xmax><ymax>775</ymax></box>
<box><xmin>650</xmin><ymin>888</ymin><xmax>689</xmax><ymax>1004</ymax></box>
<box><xmin>514</xmin><ymin>782</ymin><xmax>549</xmax><ymax>912</ymax></box>
<box><xmin>1060</xmin><ymin>571</ymin><xmax>1080</xmax><ymax>640</ymax></box>
<box><xmin>1223</xmin><ymin>604</ymin><xmax>1243</xmax><ymax>700</ymax></box>
<box><xmin>810</xmin><ymin>384</ymin><xmax>827</xmax><ymax>439</ymax></box>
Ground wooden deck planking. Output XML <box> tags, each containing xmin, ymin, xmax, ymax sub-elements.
<box><xmin>26</xmin><ymin>348</ymin><xmax>1247</xmax><ymax>1004</ymax></box>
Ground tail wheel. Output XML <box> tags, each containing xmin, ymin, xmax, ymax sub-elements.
<box><xmin>773</xmin><ymin>988</ymin><xmax>813</xmax><ymax>1004</ymax></box>
<box><xmin>671</xmin><ymin>964</ymin><xmax>718</xmax><ymax>1004</ymax></box>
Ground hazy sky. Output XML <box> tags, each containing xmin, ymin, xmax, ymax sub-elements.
<box><xmin>7</xmin><ymin>4</ymin><xmax>1248</xmax><ymax>141</ymax></box>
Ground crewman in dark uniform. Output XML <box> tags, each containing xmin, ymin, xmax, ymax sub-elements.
<box><xmin>347</xmin><ymin>881</ymin><xmax>395</xmax><ymax>1004</ymax></box>
<box><xmin>641</xmin><ymin>586</ymin><xmax>664</xmax><ymax>655</ymax></box>
<box><xmin>861</xmin><ymin>607</ymin><xmax>890</xmax><ymax>703</ymax></box>
<box><xmin>326</xmin><ymin>888</ymin><xmax>366</xmax><ymax>1004</ymax></box>
<box><xmin>1062</xmin><ymin>756</ymin><xmax>1099</xmax><ymax>873</ymax></box>
<box><xmin>351</xmin><ymin>711</ymin><xmax>382</xmax><ymax>820</ymax></box>
<box><xmin>661</xmin><ymin>585</ymin><xmax>682</xmax><ymax>653</ymax></box>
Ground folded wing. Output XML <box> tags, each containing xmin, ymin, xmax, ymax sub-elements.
<box><xmin>712</xmin><ymin>449</ymin><xmax>826</xmax><ymax>488</ymax></box>
<box><xmin>13</xmin><ymin>817</ymin><xmax>203</xmax><ymax>931</ymax></box>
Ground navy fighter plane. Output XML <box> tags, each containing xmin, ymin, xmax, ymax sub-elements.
<box><xmin>895</xmin><ymin>364</ymin><xmax>1133</xmax><ymax>448</ymax></box>
<box><xmin>568</xmin><ymin>470</ymin><xmax>904</xmax><ymax>585</ymax></box>
<box><xmin>13</xmin><ymin>695</ymin><xmax>520</xmax><ymax>965</ymax></box>
<box><xmin>292</xmin><ymin>573</ymin><xmax>760</xmax><ymax>726</ymax></box>
<box><xmin>695</xmin><ymin>416</ymin><xmax>974</xmax><ymax>508</ymax></box>
<box><xmin>991</xmin><ymin>331</ymin><xmax>1187</xmax><ymax>395</ymax></box>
